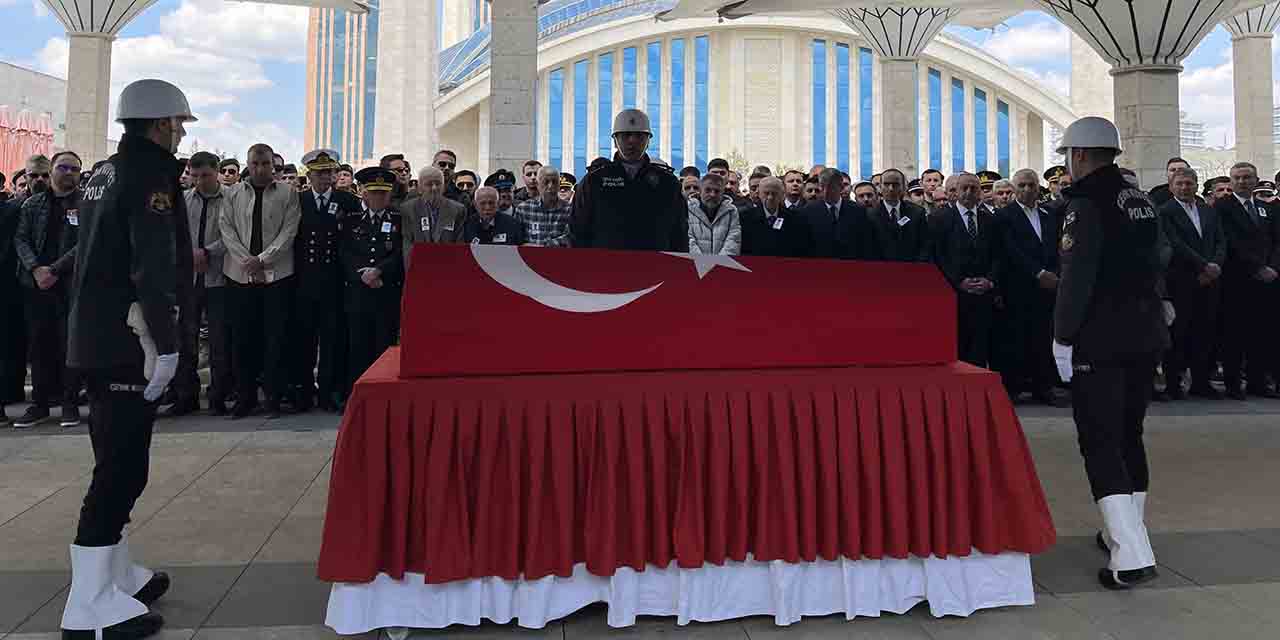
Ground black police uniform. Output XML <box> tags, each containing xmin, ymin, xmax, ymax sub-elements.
<box><xmin>1055</xmin><ymin>164</ymin><xmax>1169</xmax><ymax>502</ymax></box>
<box><xmin>570</xmin><ymin>153</ymin><xmax>688</xmax><ymax>251</ymax></box>
<box><xmin>67</xmin><ymin>133</ymin><xmax>194</xmax><ymax>546</ymax></box>
<box><xmin>341</xmin><ymin>207</ymin><xmax>404</xmax><ymax>388</ymax></box>
<box><xmin>0</xmin><ymin>198</ymin><xmax>26</xmax><ymax>408</ymax></box>
<box><xmin>293</xmin><ymin>189</ymin><xmax>360</xmax><ymax>410</ymax></box>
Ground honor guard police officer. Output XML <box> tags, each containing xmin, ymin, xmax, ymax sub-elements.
<box><xmin>1052</xmin><ymin>116</ymin><xmax>1170</xmax><ymax>590</ymax></box>
<box><xmin>293</xmin><ymin>149</ymin><xmax>361</xmax><ymax>412</ymax></box>
<box><xmin>342</xmin><ymin>167</ymin><xmax>404</xmax><ymax>389</ymax></box>
<box><xmin>61</xmin><ymin>79</ymin><xmax>196</xmax><ymax>639</ymax></box>
<box><xmin>569</xmin><ymin>108</ymin><xmax>689</xmax><ymax>251</ymax></box>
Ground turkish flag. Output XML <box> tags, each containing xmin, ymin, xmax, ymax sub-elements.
<box><xmin>399</xmin><ymin>245</ymin><xmax>957</xmax><ymax>378</ymax></box>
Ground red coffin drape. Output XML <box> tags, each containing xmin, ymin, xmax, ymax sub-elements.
<box><xmin>318</xmin><ymin>349</ymin><xmax>1056</xmax><ymax>585</ymax></box>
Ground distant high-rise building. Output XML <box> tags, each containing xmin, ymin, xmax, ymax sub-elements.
<box><xmin>1273</xmin><ymin>104</ymin><xmax>1280</xmax><ymax>145</ymax></box>
<box><xmin>1180</xmin><ymin>111</ymin><xmax>1206</xmax><ymax>150</ymax></box>
<box><xmin>304</xmin><ymin>0</ymin><xmax>381</xmax><ymax>167</ymax></box>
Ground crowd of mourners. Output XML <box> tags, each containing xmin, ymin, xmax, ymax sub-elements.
<box><xmin>1</xmin><ymin>106</ymin><xmax>1278</xmax><ymax>429</ymax></box>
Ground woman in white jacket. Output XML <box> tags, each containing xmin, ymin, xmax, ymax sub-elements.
<box><xmin>687</xmin><ymin>173</ymin><xmax>741</xmax><ymax>255</ymax></box>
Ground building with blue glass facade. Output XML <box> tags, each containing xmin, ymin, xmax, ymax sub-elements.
<box><xmin>304</xmin><ymin>0</ymin><xmax>381</xmax><ymax>167</ymax></box>
<box><xmin>318</xmin><ymin>0</ymin><xmax>1078</xmax><ymax>179</ymax></box>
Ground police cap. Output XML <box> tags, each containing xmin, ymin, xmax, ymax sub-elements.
<box><xmin>907</xmin><ymin>178</ymin><xmax>924</xmax><ymax>193</ymax></box>
<box><xmin>302</xmin><ymin>149</ymin><xmax>341</xmax><ymax>172</ymax></box>
<box><xmin>977</xmin><ymin>170</ymin><xmax>1001</xmax><ymax>188</ymax></box>
<box><xmin>1044</xmin><ymin>165</ymin><xmax>1067</xmax><ymax>183</ymax></box>
<box><xmin>559</xmin><ymin>172</ymin><xmax>577</xmax><ymax>190</ymax></box>
<box><xmin>484</xmin><ymin>169</ymin><xmax>516</xmax><ymax>191</ymax></box>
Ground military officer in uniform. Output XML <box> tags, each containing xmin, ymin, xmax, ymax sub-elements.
<box><xmin>293</xmin><ymin>149</ymin><xmax>359</xmax><ymax>412</ymax></box>
<box><xmin>342</xmin><ymin>168</ymin><xmax>404</xmax><ymax>388</ymax></box>
<box><xmin>570</xmin><ymin>109</ymin><xmax>688</xmax><ymax>251</ymax></box>
<box><xmin>60</xmin><ymin>79</ymin><xmax>196</xmax><ymax>640</ymax></box>
<box><xmin>1053</xmin><ymin>117</ymin><xmax>1169</xmax><ymax>590</ymax></box>
<box><xmin>977</xmin><ymin>170</ymin><xmax>1002</xmax><ymax>214</ymax></box>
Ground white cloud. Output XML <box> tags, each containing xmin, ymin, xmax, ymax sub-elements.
<box><xmin>31</xmin><ymin>0</ymin><xmax>48</xmax><ymax>18</ymax></box>
<box><xmin>982</xmin><ymin>21</ymin><xmax>1069</xmax><ymax>66</ymax></box>
<box><xmin>1180</xmin><ymin>59</ymin><xmax>1236</xmax><ymax>149</ymax></box>
<box><xmin>1016</xmin><ymin>67</ymin><xmax>1069</xmax><ymax>98</ymax></box>
<box><xmin>31</xmin><ymin>0</ymin><xmax>309</xmax><ymax>160</ymax></box>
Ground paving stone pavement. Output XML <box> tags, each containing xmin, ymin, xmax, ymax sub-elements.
<box><xmin>1</xmin><ymin>398</ymin><xmax>1278</xmax><ymax>639</ymax></box>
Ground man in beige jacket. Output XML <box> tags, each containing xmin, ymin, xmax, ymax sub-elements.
<box><xmin>218</xmin><ymin>143</ymin><xmax>300</xmax><ymax>419</ymax></box>
<box><xmin>401</xmin><ymin>166</ymin><xmax>467</xmax><ymax>270</ymax></box>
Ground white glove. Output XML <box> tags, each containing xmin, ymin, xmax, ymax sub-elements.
<box><xmin>144</xmin><ymin>353</ymin><xmax>179</xmax><ymax>402</ymax></box>
<box><xmin>126</xmin><ymin>303</ymin><xmax>159</xmax><ymax>380</ymax></box>
<box><xmin>1053</xmin><ymin>341</ymin><xmax>1074</xmax><ymax>383</ymax></box>
<box><xmin>1162</xmin><ymin>300</ymin><xmax>1176</xmax><ymax>327</ymax></box>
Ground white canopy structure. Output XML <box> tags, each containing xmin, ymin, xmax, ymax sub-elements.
<box><xmin>666</xmin><ymin>0</ymin><xmax>1273</xmax><ymax>185</ymax></box>
<box><xmin>41</xmin><ymin>0</ymin><xmax>369</xmax><ymax>164</ymax></box>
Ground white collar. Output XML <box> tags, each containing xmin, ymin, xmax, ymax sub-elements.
<box><xmin>312</xmin><ymin>188</ymin><xmax>333</xmax><ymax>200</ymax></box>
<box><xmin>1235</xmin><ymin>192</ymin><xmax>1253</xmax><ymax>207</ymax></box>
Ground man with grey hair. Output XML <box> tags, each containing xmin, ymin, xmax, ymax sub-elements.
<box><xmin>515</xmin><ymin>165</ymin><xmax>572</xmax><ymax>247</ymax></box>
<box><xmin>401</xmin><ymin>165</ymin><xmax>467</xmax><ymax>269</ymax></box>
<box><xmin>740</xmin><ymin>176</ymin><xmax>814</xmax><ymax>257</ymax></box>
<box><xmin>1217</xmin><ymin>161</ymin><xmax>1278</xmax><ymax>399</ymax></box>
<box><xmin>801</xmin><ymin>167</ymin><xmax>880</xmax><ymax>260</ymax></box>
<box><xmin>687</xmin><ymin>173</ymin><xmax>741</xmax><ymax>255</ymax></box>
<box><xmin>995</xmin><ymin>168</ymin><xmax>1062</xmax><ymax>405</ymax></box>
<box><xmin>992</xmin><ymin>179</ymin><xmax>1014</xmax><ymax>209</ymax></box>
<box><xmin>1159</xmin><ymin>165</ymin><xmax>1225</xmax><ymax>399</ymax></box>
<box><xmin>464</xmin><ymin>186</ymin><xmax>525</xmax><ymax>245</ymax></box>
<box><xmin>933</xmin><ymin>172</ymin><xmax>998</xmax><ymax>368</ymax></box>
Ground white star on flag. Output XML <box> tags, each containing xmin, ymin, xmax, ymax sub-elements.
<box><xmin>662</xmin><ymin>252</ymin><xmax>753</xmax><ymax>279</ymax></box>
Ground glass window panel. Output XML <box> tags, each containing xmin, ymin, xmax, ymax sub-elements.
<box><xmin>670</xmin><ymin>38</ymin><xmax>686</xmax><ymax>170</ymax></box>
<box><xmin>974</xmin><ymin>88</ymin><xmax>988</xmax><ymax>171</ymax></box>
<box><xmin>997</xmin><ymin>100</ymin><xmax>1010</xmax><ymax>177</ymax></box>
<box><xmin>647</xmin><ymin>41</ymin><xmax>661</xmax><ymax>160</ymax></box>
<box><xmin>574</xmin><ymin>59</ymin><xmax>589</xmax><ymax>176</ymax></box>
<box><xmin>812</xmin><ymin>39</ymin><xmax>826</xmax><ymax>166</ymax></box>
<box><xmin>549</xmin><ymin>68</ymin><xmax>564</xmax><ymax>170</ymax></box>
<box><xmin>330</xmin><ymin>13</ymin><xmax>346</xmax><ymax>151</ymax></box>
<box><xmin>951</xmin><ymin>78</ymin><xmax>965</xmax><ymax>173</ymax></box>
<box><xmin>695</xmin><ymin>36</ymin><xmax>709</xmax><ymax>172</ymax></box>
<box><xmin>599</xmin><ymin>52</ymin><xmax>614</xmax><ymax>159</ymax></box>
<box><xmin>363</xmin><ymin>6</ymin><xmax>379</xmax><ymax>160</ymax></box>
<box><xmin>859</xmin><ymin>47</ymin><xmax>873</xmax><ymax>179</ymax></box>
<box><xmin>836</xmin><ymin>43</ymin><xmax>850</xmax><ymax>174</ymax></box>
<box><xmin>623</xmin><ymin>47</ymin><xmax>637</xmax><ymax>109</ymax></box>
<box><xmin>928</xmin><ymin>68</ymin><xmax>942</xmax><ymax>171</ymax></box>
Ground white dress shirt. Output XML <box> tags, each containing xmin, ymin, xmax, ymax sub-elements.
<box><xmin>1179</xmin><ymin>199</ymin><xmax>1202</xmax><ymax>236</ymax></box>
<box><xmin>1019</xmin><ymin>202</ymin><xmax>1043</xmax><ymax>240</ymax></box>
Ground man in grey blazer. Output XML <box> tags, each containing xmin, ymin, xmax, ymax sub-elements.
<box><xmin>401</xmin><ymin>166</ymin><xmax>467</xmax><ymax>271</ymax></box>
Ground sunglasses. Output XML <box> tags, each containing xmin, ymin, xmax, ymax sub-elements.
<box><xmin>437</xmin><ymin>161</ymin><xmax>455</xmax><ymax>169</ymax></box>
<box><xmin>221</xmin><ymin>168</ymin><xmax>239</xmax><ymax>175</ymax></box>
<box><xmin>27</xmin><ymin>172</ymin><xmax>50</xmax><ymax>179</ymax></box>
<box><xmin>273</xmin><ymin>166</ymin><xmax>285</xmax><ymax>173</ymax></box>
<box><xmin>392</xmin><ymin>166</ymin><xmax>411</xmax><ymax>174</ymax></box>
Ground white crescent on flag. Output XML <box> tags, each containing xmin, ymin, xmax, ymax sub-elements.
<box><xmin>470</xmin><ymin>244</ymin><xmax>663</xmax><ymax>313</ymax></box>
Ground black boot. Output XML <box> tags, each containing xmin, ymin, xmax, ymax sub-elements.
<box><xmin>62</xmin><ymin>612</ymin><xmax>164</xmax><ymax>639</ymax></box>
<box><xmin>134</xmin><ymin>572</ymin><xmax>170</xmax><ymax>606</ymax></box>
<box><xmin>1098</xmin><ymin>566</ymin><xmax>1158</xmax><ymax>590</ymax></box>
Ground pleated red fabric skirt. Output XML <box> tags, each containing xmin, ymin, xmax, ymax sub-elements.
<box><xmin>317</xmin><ymin>348</ymin><xmax>1055</xmax><ymax>585</ymax></box>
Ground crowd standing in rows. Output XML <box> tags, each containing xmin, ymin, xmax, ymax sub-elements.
<box><xmin>1</xmin><ymin>107</ymin><xmax>1279</xmax><ymax>430</ymax></box>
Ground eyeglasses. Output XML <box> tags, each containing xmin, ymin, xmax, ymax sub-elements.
<box><xmin>392</xmin><ymin>166</ymin><xmax>411</xmax><ymax>174</ymax></box>
<box><xmin>437</xmin><ymin>161</ymin><xmax>455</xmax><ymax>169</ymax></box>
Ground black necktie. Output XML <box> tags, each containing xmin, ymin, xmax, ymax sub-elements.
<box><xmin>197</xmin><ymin>196</ymin><xmax>210</xmax><ymax>249</ymax></box>
<box><xmin>250</xmin><ymin>187</ymin><xmax>264</xmax><ymax>255</ymax></box>
<box><xmin>965</xmin><ymin>211</ymin><xmax>978</xmax><ymax>239</ymax></box>
<box><xmin>317</xmin><ymin>194</ymin><xmax>327</xmax><ymax>215</ymax></box>
<box><xmin>830</xmin><ymin>204</ymin><xmax>839</xmax><ymax>222</ymax></box>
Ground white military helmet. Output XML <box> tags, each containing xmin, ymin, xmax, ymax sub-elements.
<box><xmin>1056</xmin><ymin>116</ymin><xmax>1121</xmax><ymax>155</ymax></box>
<box><xmin>612</xmin><ymin>108</ymin><xmax>652</xmax><ymax>136</ymax></box>
<box><xmin>115</xmin><ymin>79</ymin><xmax>197</xmax><ymax>123</ymax></box>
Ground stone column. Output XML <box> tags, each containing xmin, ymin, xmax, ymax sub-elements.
<box><xmin>1069</xmin><ymin>31</ymin><xmax>1114</xmax><ymax>120</ymax></box>
<box><xmin>1224</xmin><ymin>4</ymin><xmax>1280</xmax><ymax>174</ymax></box>
<box><xmin>880</xmin><ymin>58</ymin><xmax>918</xmax><ymax>175</ymax></box>
<box><xmin>488</xmin><ymin>0</ymin><xmax>538</xmax><ymax>173</ymax></box>
<box><xmin>1113</xmin><ymin>66</ymin><xmax>1181</xmax><ymax>189</ymax></box>
<box><xmin>65</xmin><ymin>33</ymin><xmax>113</xmax><ymax>165</ymax></box>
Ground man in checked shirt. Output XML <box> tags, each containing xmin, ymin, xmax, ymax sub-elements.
<box><xmin>514</xmin><ymin>165</ymin><xmax>572</xmax><ymax>247</ymax></box>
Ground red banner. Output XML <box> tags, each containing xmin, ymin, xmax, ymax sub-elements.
<box><xmin>400</xmin><ymin>245</ymin><xmax>956</xmax><ymax>378</ymax></box>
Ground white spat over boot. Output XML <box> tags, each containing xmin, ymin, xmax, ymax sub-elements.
<box><xmin>1096</xmin><ymin>494</ymin><xmax>1157</xmax><ymax>589</ymax></box>
<box><xmin>61</xmin><ymin>544</ymin><xmax>163</xmax><ymax>639</ymax></box>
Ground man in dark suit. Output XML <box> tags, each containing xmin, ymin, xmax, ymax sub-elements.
<box><xmin>867</xmin><ymin>168</ymin><xmax>930</xmax><ymax>262</ymax></box>
<box><xmin>1160</xmin><ymin>166</ymin><xmax>1226</xmax><ymax>399</ymax></box>
<box><xmin>932</xmin><ymin>172</ymin><xmax>999</xmax><ymax>367</ymax></box>
<box><xmin>996</xmin><ymin>169</ymin><xmax>1062</xmax><ymax>404</ymax></box>
<box><xmin>802</xmin><ymin>167</ymin><xmax>881</xmax><ymax>260</ymax></box>
<box><xmin>1217</xmin><ymin>161</ymin><xmax>1279</xmax><ymax>399</ymax></box>
<box><xmin>740</xmin><ymin>176</ymin><xmax>815</xmax><ymax>257</ymax></box>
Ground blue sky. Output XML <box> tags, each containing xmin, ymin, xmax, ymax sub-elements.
<box><xmin>0</xmin><ymin>1</ymin><xmax>1270</xmax><ymax>160</ymax></box>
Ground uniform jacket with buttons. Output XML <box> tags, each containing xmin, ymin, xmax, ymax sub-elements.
<box><xmin>218</xmin><ymin>180</ymin><xmax>301</xmax><ymax>284</ymax></box>
<box><xmin>13</xmin><ymin>190</ymin><xmax>80</xmax><ymax>289</ymax></box>
<box><xmin>296</xmin><ymin>188</ymin><xmax>360</xmax><ymax>301</ymax></box>
<box><xmin>341</xmin><ymin>209</ymin><xmax>405</xmax><ymax>307</ymax></box>
<box><xmin>184</xmin><ymin>186</ymin><xmax>231</xmax><ymax>288</ymax></box>
<box><xmin>570</xmin><ymin>154</ymin><xmax>688</xmax><ymax>251</ymax></box>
